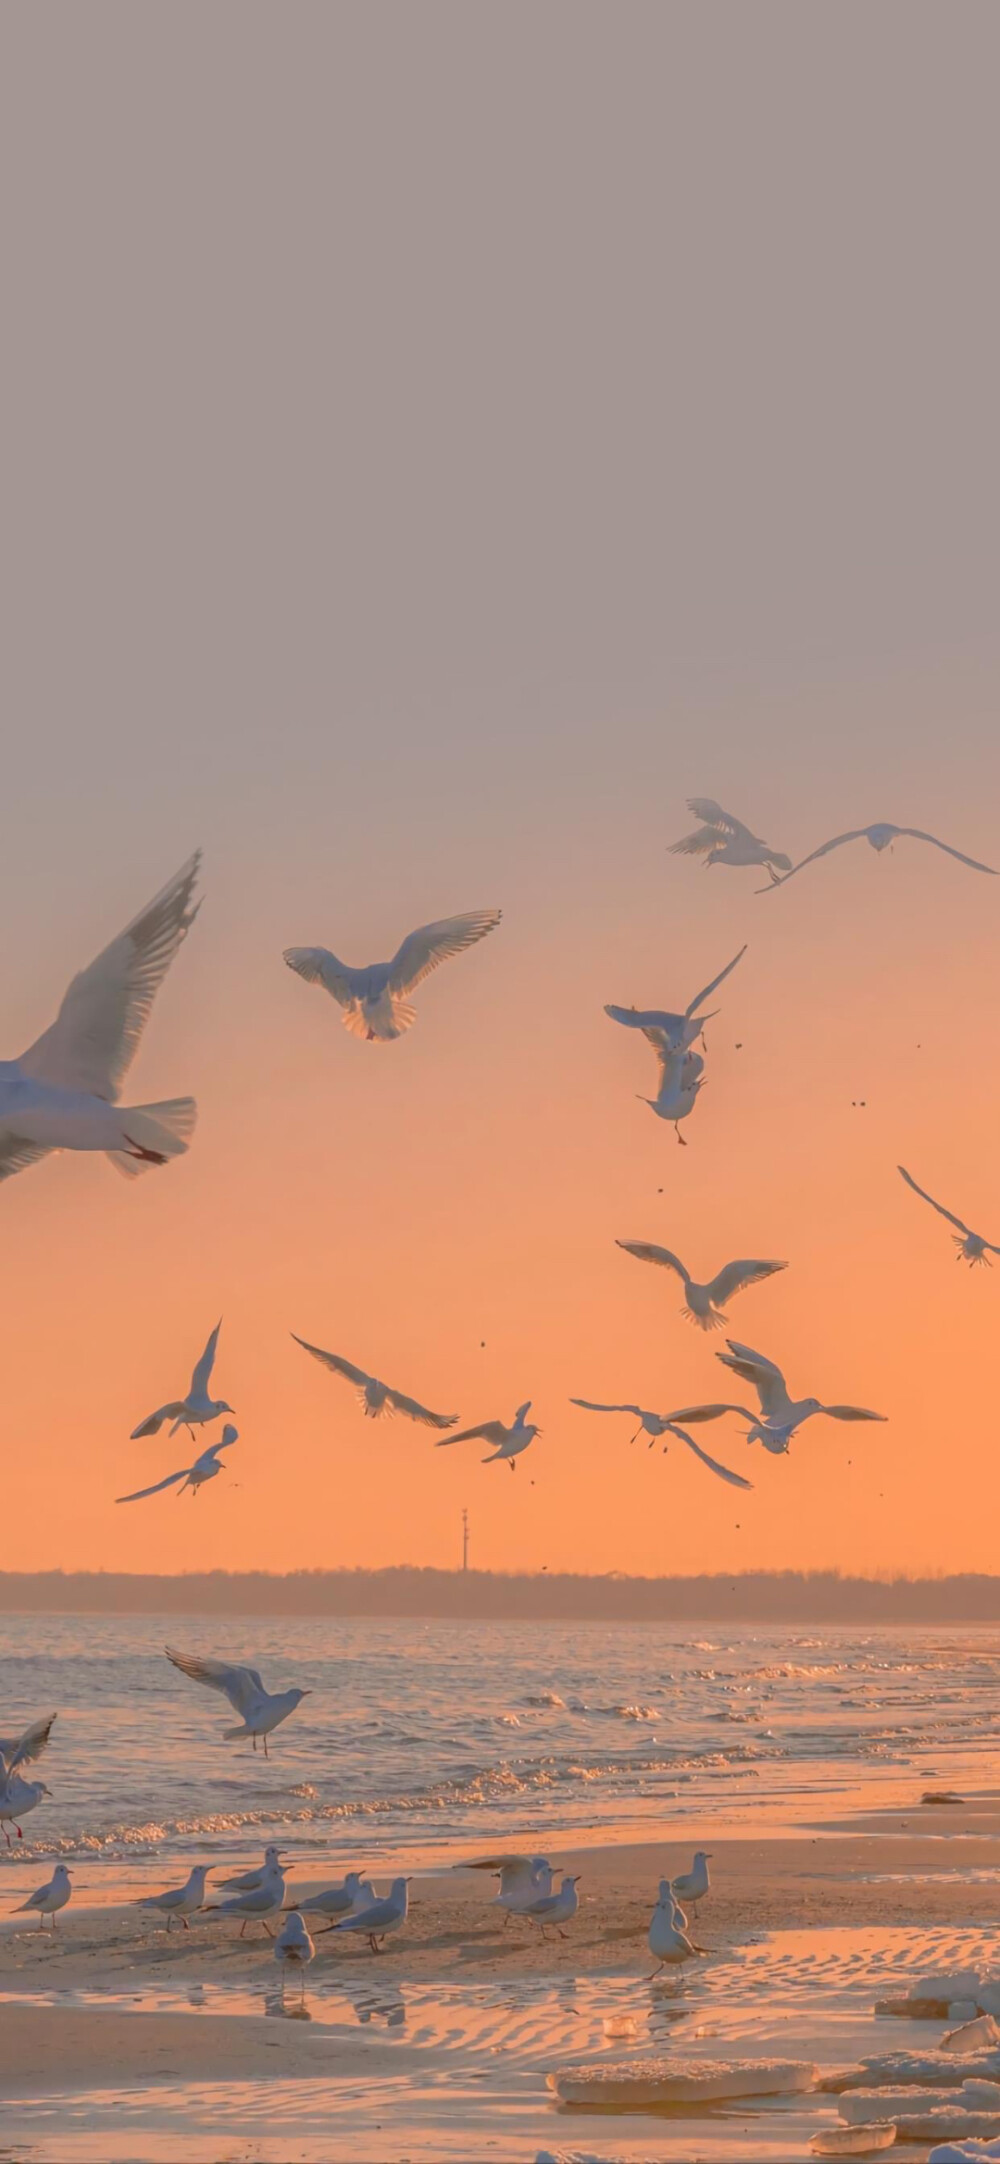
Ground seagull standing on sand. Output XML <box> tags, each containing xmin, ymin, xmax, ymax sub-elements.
<box><xmin>284</xmin><ymin>909</ymin><xmax>502</xmax><ymax>1042</ymax></box>
<box><xmin>218</xmin><ymin>1846</ymin><xmax>284</xmax><ymax>1893</ymax></box>
<box><xmin>616</xmin><ymin>1242</ymin><xmax>787</xmax><ymax>1329</ymax></box>
<box><xmin>670</xmin><ymin>800</ymin><xmax>791</xmax><ymax>874</ymax></box>
<box><xmin>605</xmin><ymin>945</ymin><xmax>747</xmax><ymax>1055</ymax></box>
<box><xmin>292</xmin><ymin>1337</ymin><xmax>457</xmax><ymax>1428</ymax></box>
<box><xmin>117</xmin><ymin>1425</ymin><xmax>238</xmax><ymax>1504</ymax></box>
<box><xmin>668</xmin><ymin>1340</ymin><xmax>887</xmax><ymax>1453</ymax></box>
<box><xmin>0</xmin><ymin>1715</ymin><xmax>56</xmax><ymax>1844</ymax></box>
<box><xmin>436</xmin><ymin>1402</ymin><xmax>539</xmax><ymax>1470</ymax></box>
<box><xmin>139</xmin><ymin>1865</ymin><xmax>210</xmax><ymax>1930</ymax></box>
<box><xmin>569</xmin><ymin>1401</ymin><xmax>752</xmax><ymax>1488</ymax></box>
<box><xmin>0</xmin><ymin>853</ymin><xmax>200</xmax><ymax>1184</ymax></box>
<box><xmin>298</xmin><ymin>1871</ymin><xmax>374</xmax><ymax>1921</ymax></box>
<box><xmin>327</xmin><ymin>1877</ymin><xmax>410</xmax><ymax>1953</ymax></box>
<box><xmin>209</xmin><ymin>1856</ymin><xmax>288</xmax><ymax>1938</ymax></box>
<box><xmin>648</xmin><ymin>1879</ymin><xmax>703</xmax><ymax>1977</ymax></box>
<box><xmin>524</xmin><ymin>1874</ymin><xmax>580</xmax><ymax>1940</ymax></box>
<box><xmin>131</xmin><ymin>1322</ymin><xmax>233</xmax><ymax>1440</ymax></box>
<box><xmin>898</xmin><ymin>1166</ymin><xmax>1000</xmax><ymax>1266</ymax></box>
<box><xmin>274</xmin><ymin>1909</ymin><xmax>315</xmax><ymax>1997</ymax></box>
<box><xmin>495</xmin><ymin>1859</ymin><xmax>553</xmax><ymax>1925</ymax></box>
<box><xmin>762</xmin><ymin>821</ymin><xmax>996</xmax><ymax>889</ymax></box>
<box><xmin>166</xmin><ymin>1648</ymin><xmax>312</xmax><ymax>1756</ymax></box>
<box><xmin>15</xmin><ymin>1864</ymin><xmax>72</xmax><ymax>1929</ymax></box>
<box><xmin>671</xmin><ymin>1851</ymin><xmax>712</xmax><ymax>1916</ymax></box>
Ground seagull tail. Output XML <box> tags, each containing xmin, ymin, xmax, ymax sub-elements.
<box><xmin>342</xmin><ymin>999</ymin><xmax>415</xmax><ymax>1042</ymax></box>
<box><xmin>222</xmin><ymin>1723</ymin><xmax>252</xmax><ymax>1741</ymax></box>
<box><xmin>106</xmin><ymin>1099</ymin><xmax>198</xmax><ymax>1179</ymax></box>
<box><xmin>684</xmin><ymin>1305</ymin><xmax>727</xmax><ymax>1331</ymax></box>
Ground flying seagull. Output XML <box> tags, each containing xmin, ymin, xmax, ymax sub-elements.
<box><xmin>570</xmin><ymin>1401</ymin><xmax>752</xmax><ymax>1486</ymax></box>
<box><xmin>0</xmin><ymin>1713</ymin><xmax>56</xmax><ymax>1771</ymax></box>
<box><xmin>669</xmin><ymin>1340</ymin><xmax>886</xmax><ymax>1452</ymax></box>
<box><xmin>436</xmin><ymin>1401</ymin><xmax>539</xmax><ymax>1470</ymax></box>
<box><xmin>284</xmin><ymin>909</ymin><xmax>502</xmax><ymax>1042</ymax></box>
<box><xmin>635</xmin><ymin>1042</ymin><xmax>705</xmax><ymax>1143</ymax></box>
<box><xmin>291</xmin><ymin>1337</ymin><xmax>457</xmax><ymax>1428</ymax></box>
<box><xmin>131</xmin><ymin>1322</ymin><xmax>233</xmax><ymax>1440</ymax></box>
<box><xmin>898</xmin><ymin>1165</ymin><xmax>1000</xmax><ymax>1266</ymax></box>
<box><xmin>605</xmin><ymin>945</ymin><xmax>746</xmax><ymax>1055</ymax></box>
<box><xmin>0</xmin><ymin>853</ymin><xmax>200</xmax><ymax>1184</ymax></box>
<box><xmin>0</xmin><ymin>1715</ymin><xmax>56</xmax><ymax>1845</ymax></box>
<box><xmin>616</xmin><ymin>1241</ymin><xmax>787</xmax><ymax>1328</ymax></box>
<box><xmin>762</xmin><ymin>822</ymin><xmax>996</xmax><ymax>889</ymax></box>
<box><xmin>116</xmin><ymin>1425</ymin><xmax>238</xmax><ymax>1504</ymax></box>
<box><xmin>670</xmin><ymin>799</ymin><xmax>791</xmax><ymax>873</ymax></box>
<box><xmin>166</xmin><ymin>1648</ymin><xmax>312</xmax><ymax>1756</ymax></box>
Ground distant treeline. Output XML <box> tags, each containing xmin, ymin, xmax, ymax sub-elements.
<box><xmin>4</xmin><ymin>1567</ymin><xmax>1000</xmax><ymax>1621</ymax></box>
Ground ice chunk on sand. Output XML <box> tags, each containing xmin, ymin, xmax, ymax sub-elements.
<box><xmin>812</xmin><ymin>2126</ymin><xmax>896</xmax><ymax>2155</ymax></box>
<box><xmin>548</xmin><ymin>2058</ymin><xmax>817</xmax><ymax>2106</ymax></box>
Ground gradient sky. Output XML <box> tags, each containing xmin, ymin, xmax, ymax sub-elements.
<box><xmin>4</xmin><ymin>3</ymin><xmax>1000</xmax><ymax>1578</ymax></box>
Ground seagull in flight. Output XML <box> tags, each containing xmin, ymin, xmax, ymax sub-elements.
<box><xmin>670</xmin><ymin>799</ymin><xmax>791</xmax><ymax>874</ymax></box>
<box><xmin>570</xmin><ymin>1401</ymin><xmax>752</xmax><ymax>1487</ymax></box>
<box><xmin>436</xmin><ymin>1401</ymin><xmax>539</xmax><ymax>1470</ymax></box>
<box><xmin>0</xmin><ymin>1714</ymin><xmax>56</xmax><ymax>1845</ymax></box>
<box><xmin>291</xmin><ymin>1336</ymin><xmax>457</xmax><ymax>1428</ymax></box>
<box><xmin>636</xmin><ymin>1043</ymin><xmax>705</xmax><ymax>1142</ymax></box>
<box><xmin>116</xmin><ymin>1425</ymin><xmax>238</xmax><ymax>1504</ymax></box>
<box><xmin>898</xmin><ymin>1165</ymin><xmax>1000</xmax><ymax>1266</ymax></box>
<box><xmin>616</xmin><ymin>1241</ymin><xmax>787</xmax><ymax>1328</ymax></box>
<box><xmin>0</xmin><ymin>853</ymin><xmax>200</xmax><ymax>1185</ymax></box>
<box><xmin>166</xmin><ymin>1648</ymin><xmax>312</xmax><ymax>1756</ymax></box>
<box><xmin>131</xmin><ymin>1322</ymin><xmax>233</xmax><ymax>1440</ymax></box>
<box><xmin>284</xmin><ymin>909</ymin><xmax>502</xmax><ymax>1042</ymax></box>
<box><xmin>669</xmin><ymin>1340</ymin><xmax>886</xmax><ymax>1452</ymax></box>
<box><xmin>606</xmin><ymin>945</ymin><xmax>746</xmax><ymax>1055</ymax></box>
<box><xmin>762</xmin><ymin>822</ymin><xmax>996</xmax><ymax>889</ymax></box>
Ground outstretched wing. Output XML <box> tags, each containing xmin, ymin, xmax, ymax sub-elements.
<box><xmin>0</xmin><ymin>1714</ymin><xmax>57</xmax><ymax>1772</ymax></box>
<box><xmin>687</xmin><ymin>799</ymin><xmax>755</xmax><ymax>841</ymax></box>
<box><xmin>570</xmin><ymin>1398</ymin><xmax>642</xmax><ymax>1416</ymax></box>
<box><xmin>705</xmin><ymin>1259</ymin><xmax>787</xmax><ymax>1305</ymax></box>
<box><xmin>291</xmin><ymin>1336</ymin><xmax>372</xmax><ymax>1390</ymax></box>
<box><xmin>384</xmin><ymin>1386</ymin><xmax>458</xmax><ymax>1429</ymax></box>
<box><xmin>283</xmin><ymin>947</ymin><xmax>357</xmax><ymax>1006</ymax></box>
<box><xmin>685</xmin><ymin>945</ymin><xmax>747</xmax><ymax>1019</ymax></box>
<box><xmin>130</xmin><ymin>1402</ymin><xmax>185</xmax><ymax>1439</ymax></box>
<box><xmin>0</xmin><ymin>1134</ymin><xmax>54</xmax><ymax>1184</ymax></box>
<box><xmin>716</xmin><ymin>1341</ymin><xmax>789</xmax><ymax>1418</ymax></box>
<box><xmin>19</xmin><ymin>853</ymin><xmax>201</xmax><ymax>1101</ymax></box>
<box><xmin>821</xmin><ymin>1405</ymin><xmax>887</xmax><ymax>1423</ymax></box>
<box><xmin>189</xmin><ymin>1321</ymin><xmax>222</xmax><ymax>1397</ymax></box>
<box><xmin>670</xmin><ymin>1426</ymin><xmax>754</xmax><ymax>1489</ymax></box>
<box><xmin>665</xmin><ymin>1400</ymin><xmax>753</xmax><ymax>1425</ymax></box>
<box><xmin>616</xmin><ymin>1240</ymin><xmax>688</xmax><ymax>1283</ymax></box>
<box><xmin>897</xmin><ymin>1165</ymin><xmax>973</xmax><ymax>1240</ymax></box>
<box><xmin>117</xmin><ymin>1469</ymin><xmax>188</xmax><ymax>1503</ymax></box>
<box><xmin>899</xmin><ymin>828</ymin><xmax>997</xmax><ymax>875</ymax></box>
<box><xmin>762</xmin><ymin>831</ymin><xmax>865</xmax><ymax>889</ymax></box>
<box><xmin>669</xmin><ymin>824</ymin><xmax>720</xmax><ymax>858</ymax></box>
<box><xmin>387</xmin><ymin>910</ymin><xmax>502</xmax><ymax>995</ymax></box>
<box><xmin>165</xmin><ymin>1647</ymin><xmax>265</xmax><ymax>1717</ymax></box>
<box><xmin>435</xmin><ymin>1421</ymin><xmax>506</xmax><ymax>1448</ymax></box>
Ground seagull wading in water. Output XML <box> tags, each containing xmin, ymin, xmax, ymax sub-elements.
<box><xmin>569</xmin><ymin>1401</ymin><xmax>752</xmax><ymax>1488</ymax></box>
<box><xmin>436</xmin><ymin>1402</ymin><xmax>539</xmax><ymax>1470</ymax></box>
<box><xmin>670</xmin><ymin>799</ymin><xmax>792</xmax><ymax>874</ymax></box>
<box><xmin>291</xmin><ymin>1337</ymin><xmax>457</xmax><ymax>1428</ymax></box>
<box><xmin>898</xmin><ymin>1165</ymin><xmax>1000</xmax><ymax>1266</ymax></box>
<box><xmin>0</xmin><ymin>853</ymin><xmax>200</xmax><ymax>1184</ymax></box>
<box><xmin>284</xmin><ymin>909</ymin><xmax>502</xmax><ymax>1042</ymax></box>
<box><xmin>761</xmin><ymin>821</ymin><xmax>996</xmax><ymax>889</ymax></box>
<box><xmin>0</xmin><ymin>1715</ymin><xmax>56</xmax><ymax>1844</ymax></box>
<box><xmin>669</xmin><ymin>1340</ymin><xmax>887</xmax><ymax>1453</ymax></box>
<box><xmin>616</xmin><ymin>1241</ymin><xmax>787</xmax><ymax>1329</ymax></box>
<box><xmin>117</xmin><ymin>1425</ymin><xmax>238</xmax><ymax>1504</ymax></box>
<box><xmin>131</xmin><ymin>1322</ymin><xmax>233</xmax><ymax>1440</ymax></box>
<box><xmin>166</xmin><ymin>1648</ymin><xmax>312</xmax><ymax>1756</ymax></box>
<box><xmin>605</xmin><ymin>945</ymin><xmax>746</xmax><ymax>1056</ymax></box>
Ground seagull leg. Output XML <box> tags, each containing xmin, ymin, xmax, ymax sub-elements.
<box><xmin>629</xmin><ymin>1428</ymin><xmax>642</xmax><ymax>1446</ymax></box>
<box><xmin>261</xmin><ymin>1921</ymin><xmax>274</xmax><ymax>1938</ymax></box>
<box><xmin>239</xmin><ymin>1918</ymin><xmax>249</xmax><ymax>1938</ymax></box>
<box><xmin>675</xmin><ymin>1129</ymin><xmax>687</xmax><ymax>1146</ymax></box>
<box><xmin>182</xmin><ymin>1915</ymin><xmax>190</xmax><ymax>1930</ymax></box>
<box><xmin>263</xmin><ymin>1734</ymin><xmax>270</xmax><ymax>1758</ymax></box>
<box><xmin>509</xmin><ymin>1461</ymin><xmax>515</xmax><ymax>1474</ymax></box>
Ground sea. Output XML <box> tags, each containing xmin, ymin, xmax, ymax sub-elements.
<box><xmin>2</xmin><ymin>1614</ymin><xmax>998</xmax><ymax>1882</ymax></box>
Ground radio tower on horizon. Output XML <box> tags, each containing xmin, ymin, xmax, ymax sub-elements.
<box><xmin>461</xmin><ymin>1507</ymin><xmax>470</xmax><ymax>1573</ymax></box>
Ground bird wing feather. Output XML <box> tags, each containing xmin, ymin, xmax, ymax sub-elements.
<box><xmin>898</xmin><ymin>828</ymin><xmax>996</xmax><ymax>874</ymax></box>
<box><xmin>435</xmin><ymin>1421</ymin><xmax>506</xmax><ymax>1448</ymax></box>
<box><xmin>668</xmin><ymin>825</ymin><xmax>719</xmax><ymax>857</ymax></box>
<box><xmin>686</xmin><ymin>798</ymin><xmax>756</xmax><ymax>841</ymax></box>
<box><xmin>282</xmin><ymin>948</ymin><xmax>357</xmax><ymax>1005</ymax></box>
<box><xmin>130</xmin><ymin>1403</ymin><xmax>186</xmax><ymax>1438</ymax></box>
<box><xmin>0</xmin><ymin>1714</ymin><xmax>56</xmax><ymax>1771</ymax></box>
<box><xmin>763</xmin><ymin>830</ymin><xmax>865</xmax><ymax>887</ymax></box>
<box><xmin>291</xmin><ymin>1337</ymin><xmax>372</xmax><ymax>1389</ymax></box>
<box><xmin>671</xmin><ymin>1427</ymin><xmax>754</xmax><ymax>1488</ymax></box>
<box><xmin>0</xmin><ymin>1134</ymin><xmax>55</xmax><ymax>1183</ymax></box>
<box><xmin>116</xmin><ymin>1469</ymin><xmax>189</xmax><ymax>1503</ymax></box>
<box><xmin>616</xmin><ymin>1240</ymin><xmax>688</xmax><ymax>1282</ymax></box>
<box><xmin>189</xmin><ymin>1321</ymin><xmax>222</xmax><ymax>1396</ymax></box>
<box><xmin>705</xmin><ymin>1259</ymin><xmax>787</xmax><ymax>1305</ymax></box>
<box><xmin>897</xmin><ymin>1165</ymin><xmax>973</xmax><ymax>1238</ymax></box>
<box><xmin>387</xmin><ymin>910</ymin><xmax>502</xmax><ymax>994</ymax></box>
<box><xmin>821</xmin><ymin>1405</ymin><xmax>887</xmax><ymax>1423</ymax></box>
<box><xmin>570</xmin><ymin>1398</ymin><xmax>642</xmax><ymax>1415</ymax></box>
<box><xmin>166</xmin><ymin>1648</ymin><xmax>265</xmax><ymax>1717</ymax></box>
<box><xmin>716</xmin><ymin>1341</ymin><xmax>788</xmax><ymax>1417</ymax></box>
<box><xmin>384</xmin><ymin>1387</ymin><xmax>458</xmax><ymax>1428</ymax></box>
<box><xmin>685</xmin><ymin>945</ymin><xmax>747</xmax><ymax>1018</ymax></box>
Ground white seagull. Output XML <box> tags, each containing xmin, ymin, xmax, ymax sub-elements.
<box><xmin>669</xmin><ymin>1340</ymin><xmax>887</xmax><ymax>1452</ymax></box>
<box><xmin>298</xmin><ymin>1871</ymin><xmax>374</xmax><ymax>1920</ymax></box>
<box><xmin>617</xmin><ymin>1241</ymin><xmax>787</xmax><ymax>1329</ymax></box>
<box><xmin>0</xmin><ymin>853</ymin><xmax>200</xmax><ymax>1184</ymax></box>
<box><xmin>139</xmin><ymin>1865</ymin><xmax>211</xmax><ymax>1930</ymax></box>
<box><xmin>209</xmin><ymin>1857</ymin><xmax>287</xmax><ymax>1938</ymax></box>
<box><xmin>218</xmin><ymin>1846</ymin><xmax>285</xmax><ymax>1893</ymax></box>
<box><xmin>605</xmin><ymin>944</ymin><xmax>746</xmax><ymax>1055</ymax></box>
<box><xmin>327</xmin><ymin>1876</ymin><xmax>410</xmax><ymax>1953</ymax></box>
<box><xmin>494</xmin><ymin>1858</ymin><xmax>553</xmax><ymax>1925</ymax></box>
<box><xmin>117</xmin><ymin>1425</ymin><xmax>238</xmax><ymax>1505</ymax></box>
<box><xmin>436</xmin><ymin>1402</ymin><xmax>539</xmax><ymax>1470</ymax></box>
<box><xmin>284</xmin><ymin>909</ymin><xmax>502</xmax><ymax>1042</ymax></box>
<box><xmin>570</xmin><ymin>1401</ymin><xmax>752</xmax><ymax>1487</ymax></box>
<box><xmin>274</xmin><ymin>1908</ymin><xmax>315</xmax><ymax>1996</ymax></box>
<box><xmin>637</xmin><ymin>1043</ymin><xmax>706</xmax><ymax>1143</ymax></box>
<box><xmin>762</xmin><ymin>821</ymin><xmax>996</xmax><ymax>889</ymax></box>
<box><xmin>15</xmin><ymin>1863</ymin><xmax>72</xmax><ymax>1930</ymax></box>
<box><xmin>648</xmin><ymin>1878</ymin><xmax>703</xmax><ymax>1976</ymax></box>
<box><xmin>670</xmin><ymin>799</ymin><xmax>792</xmax><ymax>874</ymax></box>
<box><xmin>0</xmin><ymin>1715</ymin><xmax>56</xmax><ymax>1845</ymax></box>
<box><xmin>672</xmin><ymin>1850</ymin><xmax>712</xmax><ymax>1916</ymax></box>
<box><xmin>292</xmin><ymin>1337</ymin><xmax>457</xmax><ymax>1428</ymax></box>
<box><xmin>898</xmin><ymin>1165</ymin><xmax>1000</xmax><ymax>1267</ymax></box>
<box><xmin>131</xmin><ymin>1322</ymin><xmax>233</xmax><ymax>1440</ymax></box>
<box><xmin>523</xmin><ymin>1874</ymin><xmax>580</xmax><ymax>1940</ymax></box>
<box><xmin>0</xmin><ymin>1713</ymin><xmax>56</xmax><ymax>1772</ymax></box>
<box><xmin>166</xmin><ymin>1648</ymin><xmax>312</xmax><ymax>1756</ymax></box>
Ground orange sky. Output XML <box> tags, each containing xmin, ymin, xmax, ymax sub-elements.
<box><xmin>3</xmin><ymin>5</ymin><xmax>999</xmax><ymax>1579</ymax></box>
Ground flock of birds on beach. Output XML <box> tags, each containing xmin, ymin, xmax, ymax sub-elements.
<box><xmin>2</xmin><ymin>798</ymin><xmax>996</xmax><ymax>1968</ymax></box>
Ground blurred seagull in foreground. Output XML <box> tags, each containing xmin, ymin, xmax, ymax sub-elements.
<box><xmin>762</xmin><ymin>821</ymin><xmax>996</xmax><ymax>889</ymax></box>
<box><xmin>326</xmin><ymin>1877</ymin><xmax>410</xmax><ymax>1953</ymax></box>
<box><xmin>570</xmin><ymin>1401</ymin><xmax>752</xmax><ymax>1488</ymax></box>
<box><xmin>274</xmin><ymin>1909</ymin><xmax>315</xmax><ymax>1997</ymax></box>
<box><xmin>131</xmin><ymin>1322</ymin><xmax>233</xmax><ymax>1440</ymax></box>
<box><xmin>284</xmin><ymin>909</ymin><xmax>502</xmax><ymax>1042</ymax></box>
<box><xmin>292</xmin><ymin>1337</ymin><xmax>457</xmax><ymax>1428</ymax></box>
<box><xmin>436</xmin><ymin>1402</ymin><xmax>539</xmax><ymax>1470</ymax></box>
<box><xmin>898</xmin><ymin>1165</ymin><xmax>1000</xmax><ymax>1267</ymax></box>
<box><xmin>606</xmin><ymin>945</ymin><xmax>746</xmax><ymax>1056</ymax></box>
<box><xmin>671</xmin><ymin>799</ymin><xmax>791</xmax><ymax>874</ymax></box>
<box><xmin>616</xmin><ymin>1241</ymin><xmax>787</xmax><ymax>1328</ymax></box>
<box><xmin>139</xmin><ymin>1865</ymin><xmax>210</xmax><ymax>1931</ymax></box>
<box><xmin>117</xmin><ymin>1425</ymin><xmax>238</xmax><ymax>1504</ymax></box>
<box><xmin>669</xmin><ymin>1340</ymin><xmax>887</xmax><ymax>1453</ymax></box>
<box><xmin>218</xmin><ymin>1846</ymin><xmax>284</xmax><ymax>1893</ymax></box>
<box><xmin>15</xmin><ymin>1864</ymin><xmax>71</xmax><ymax>1929</ymax></box>
<box><xmin>0</xmin><ymin>853</ymin><xmax>200</xmax><ymax>1185</ymax></box>
<box><xmin>672</xmin><ymin>1850</ymin><xmax>712</xmax><ymax>1915</ymax></box>
<box><xmin>166</xmin><ymin>1648</ymin><xmax>312</xmax><ymax>1756</ymax></box>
